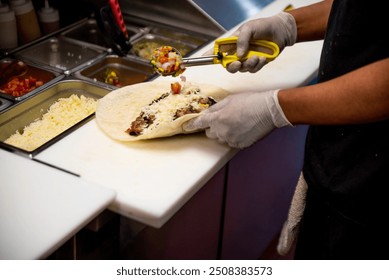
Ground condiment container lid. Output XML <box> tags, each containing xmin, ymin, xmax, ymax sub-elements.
<box><xmin>9</xmin><ymin>0</ymin><xmax>26</xmax><ymax>7</ymax></box>
<box><xmin>10</xmin><ymin>0</ymin><xmax>35</xmax><ymax>16</ymax></box>
<box><xmin>38</xmin><ymin>6</ymin><xmax>59</xmax><ymax>23</ymax></box>
<box><xmin>0</xmin><ymin>4</ymin><xmax>16</xmax><ymax>22</ymax></box>
<box><xmin>0</xmin><ymin>3</ymin><xmax>10</xmax><ymax>12</ymax></box>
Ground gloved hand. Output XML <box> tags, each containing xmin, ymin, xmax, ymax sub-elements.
<box><xmin>183</xmin><ymin>90</ymin><xmax>293</xmax><ymax>149</ymax></box>
<box><xmin>227</xmin><ymin>12</ymin><xmax>297</xmax><ymax>73</ymax></box>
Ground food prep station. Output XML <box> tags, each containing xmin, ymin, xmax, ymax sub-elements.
<box><xmin>0</xmin><ymin>0</ymin><xmax>323</xmax><ymax>259</ymax></box>
<box><xmin>0</xmin><ymin>0</ymin><xmax>222</xmax><ymax>155</ymax></box>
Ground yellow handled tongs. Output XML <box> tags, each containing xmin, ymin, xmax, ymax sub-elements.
<box><xmin>184</xmin><ymin>36</ymin><xmax>280</xmax><ymax>67</ymax></box>
<box><xmin>151</xmin><ymin>36</ymin><xmax>280</xmax><ymax>76</ymax></box>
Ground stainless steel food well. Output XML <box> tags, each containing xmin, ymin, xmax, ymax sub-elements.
<box><xmin>61</xmin><ymin>18</ymin><xmax>143</xmax><ymax>50</ymax></box>
<box><xmin>130</xmin><ymin>31</ymin><xmax>208</xmax><ymax>61</ymax></box>
<box><xmin>15</xmin><ymin>37</ymin><xmax>106</xmax><ymax>74</ymax></box>
<box><xmin>61</xmin><ymin>19</ymin><xmax>111</xmax><ymax>49</ymax></box>
<box><xmin>74</xmin><ymin>55</ymin><xmax>156</xmax><ymax>89</ymax></box>
<box><xmin>0</xmin><ymin>58</ymin><xmax>63</xmax><ymax>102</ymax></box>
<box><xmin>119</xmin><ymin>0</ymin><xmax>226</xmax><ymax>38</ymax></box>
<box><xmin>0</xmin><ymin>97</ymin><xmax>13</xmax><ymax>112</ymax></box>
<box><xmin>0</xmin><ymin>79</ymin><xmax>109</xmax><ymax>157</ymax></box>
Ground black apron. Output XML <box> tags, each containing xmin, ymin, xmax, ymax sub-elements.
<box><xmin>295</xmin><ymin>0</ymin><xmax>389</xmax><ymax>259</ymax></box>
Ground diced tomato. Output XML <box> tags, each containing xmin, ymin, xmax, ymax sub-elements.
<box><xmin>158</xmin><ymin>56</ymin><xmax>169</xmax><ymax>64</ymax></box>
<box><xmin>0</xmin><ymin>76</ymin><xmax>45</xmax><ymax>97</ymax></box>
<box><xmin>171</xmin><ymin>82</ymin><xmax>182</xmax><ymax>94</ymax></box>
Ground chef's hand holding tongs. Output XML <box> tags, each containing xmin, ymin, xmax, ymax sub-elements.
<box><xmin>226</xmin><ymin>12</ymin><xmax>297</xmax><ymax>73</ymax></box>
<box><xmin>182</xmin><ymin>12</ymin><xmax>298</xmax><ymax>149</ymax></box>
<box><xmin>151</xmin><ymin>12</ymin><xmax>296</xmax><ymax>77</ymax></box>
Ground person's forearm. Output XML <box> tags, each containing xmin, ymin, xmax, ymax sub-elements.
<box><xmin>288</xmin><ymin>0</ymin><xmax>333</xmax><ymax>42</ymax></box>
<box><xmin>278</xmin><ymin>57</ymin><xmax>389</xmax><ymax>125</ymax></box>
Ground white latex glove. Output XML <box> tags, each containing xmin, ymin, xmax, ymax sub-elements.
<box><xmin>227</xmin><ymin>12</ymin><xmax>297</xmax><ymax>73</ymax></box>
<box><xmin>184</xmin><ymin>90</ymin><xmax>292</xmax><ymax>149</ymax></box>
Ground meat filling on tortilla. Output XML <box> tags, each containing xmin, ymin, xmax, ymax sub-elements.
<box><xmin>95</xmin><ymin>80</ymin><xmax>230</xmax><ymax>142</ymax></box>
<box><xmin>125</xmin><ymin>87</ymin><xmax>216</xmax><ymax>136</ymax></box>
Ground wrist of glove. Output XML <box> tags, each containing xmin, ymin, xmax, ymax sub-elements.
<box><xmin>227</xmin><ymin>12</ymin><xmax>297</xmax><ymax>73</ymax></box>
<box><xmin>183</xmin><ymin>89</ymin><xmax>292</xmax><ymax>149</ymax></box>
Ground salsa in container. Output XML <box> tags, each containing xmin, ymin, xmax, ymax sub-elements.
<box><xmin>0</xmin><ymin>58</ymin><xmax>60</xmax><ymax>101</ymax></box>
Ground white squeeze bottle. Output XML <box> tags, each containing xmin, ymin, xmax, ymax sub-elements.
<box><xmin>38</xmin><ymin>0</ymin><xmax>59</xmax><ymax>35</ymax></box>
<box><xmin>10</xmin><ymin>0</ymin><xmax>41</xmax><ymax>44</ymax></box>
<box><xmin>0</xmin><ymin>3</ymin><xmax>18</xmax><ymax>50</ymax></box>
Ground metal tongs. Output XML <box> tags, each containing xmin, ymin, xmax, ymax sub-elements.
<box><xmin>151</xmin><ymin>37</ymin><xmax>280</xmax><ymax>76</ymax></box>
<box><xmin>96</xmin><ymin>0</ymin><xmax>132</xmax><ymax>56</ymax></box>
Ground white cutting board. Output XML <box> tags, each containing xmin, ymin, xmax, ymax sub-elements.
<box><xmin>0</xmin><ymin>149</ymin><xmax>116</xmax><ymax>259</ymax></box>
<box><xmin>35</xmin><ymin>121</ymin><xmax>237</xmax><ymax>228</ymax></box>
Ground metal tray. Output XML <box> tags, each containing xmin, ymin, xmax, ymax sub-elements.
<box><xmin>0</xmin><ymin>58</ymin><xmax>63</xmax><ymax>101</ymax></box>
<box><xmin>0</xmin><ymin>79</ymin><xmax>109</xmax><ymax>157</ymax></box>
<box><xmin>61</xmin><ymin>18</ymin><xmax>143</xmax><ymax>49</ymax></box>
<box><xmin>0</xmin><ymin>97</ymin><xmax>13</xmax><ymax>112</ymax></box>
<box><xmin>130</xmin><ymin>33</ymin><xmax>198</xmax><ymax>60</ymax></box>
<box><xmin>61</xmin><ymin>19</ymin><xmax>110</xmax><ymax>48</ymax></box>
<box><xmin>15</xmin><ymin>37</ymin><xmax>106</xmax><ymax>74</ymax></box>
<box><xmin>75</xmin><ymin>55</ymin><xmax>156</xmax><ymax>89</ymax></box>
<box><xmin>129</xmin><ymin>21</ymin><xmax>212</xmax><ymax>60</ymax></box>
<box><xmin>149</xmin><ymin>26</ymin><xmax>211</xmax><ymax>46</ymax></box>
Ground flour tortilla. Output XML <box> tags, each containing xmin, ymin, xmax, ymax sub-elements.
<box><xmin>95</xmin><ymin>80</ymin><xmax>230</xmax><ymax>141</ymax></box>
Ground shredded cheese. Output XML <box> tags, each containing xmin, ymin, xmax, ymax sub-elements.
<box><xmin>141</xmin><ymin>85</ymin><xmax>205</xmax><ymax>128</ymax></box>
<box><xmin>5</xmin><ymin>94</ymin><xmax>97</xmax><ymax>151</ymax></box>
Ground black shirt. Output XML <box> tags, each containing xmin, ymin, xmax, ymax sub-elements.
<box><xmin>302</xmin><ymin>0</ymin><xmax>389</xmax><ymax>225</ymax></box>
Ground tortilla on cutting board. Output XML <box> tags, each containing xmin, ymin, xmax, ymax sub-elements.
<box><xmin>95</xmin><ymin>80</ymin><xmax>230</xmax><ymax>141</ymax></box>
